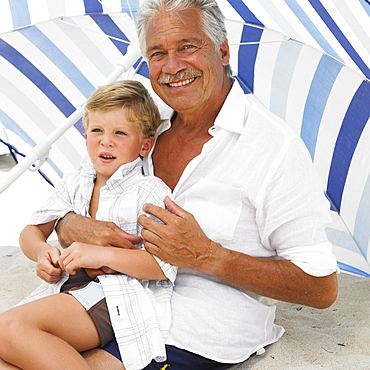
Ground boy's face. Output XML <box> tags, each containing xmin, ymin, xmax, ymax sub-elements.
<box><xmin>85</xmin><ymin>107</ymin><xmax>153</xmax><ymax>183</ymax></box>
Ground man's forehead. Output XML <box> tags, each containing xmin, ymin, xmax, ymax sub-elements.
<box><xmin>148</xmin><ymin>36</ymin><xmax>203</xmax><ymax>50</ymax></box>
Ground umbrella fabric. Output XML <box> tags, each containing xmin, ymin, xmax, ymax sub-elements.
<box><xmin>220</xmin><ymin>0</ymin><xmax>370</xmax><ymax>276</ymax></box>
<box><xmin>0</xmin><ymin>2</ymin><xmax>143</xmax><ymax>185</ymax></box>
<box><xmin>0</xmin><ymin>0</ymin><xmax>369</xmax><ymax>276</ymax></box>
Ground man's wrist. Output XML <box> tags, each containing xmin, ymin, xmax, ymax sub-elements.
<box><xmin>55</xmin><ymin>211</ymin><xmax>76</xmax><ymax>248</ymax></box>
<box><xmin>55</xmin><ymin>211</ymin><xmax>75</xmax><ymax>229</ymax></box>
<box><xmin>198</xmin><ymin>240</ymin><xmax>227</xmax><ymax>276</ymax></box>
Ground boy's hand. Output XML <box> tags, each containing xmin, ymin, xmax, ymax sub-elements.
<box><xmin>59</xmin><ymin>242</ymin><xmax>107</xmax><ymax>275</ymax></box>
<box><xmin>36</xmin><ymin>246</ymin><xmax>63</xmax><ymax>284</ymax></box>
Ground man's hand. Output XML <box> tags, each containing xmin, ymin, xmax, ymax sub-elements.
<box><xmin>139</xmin><ymin>197</ymin><xmax>338</xmax><ymax>309</ymax></box>
<box><xmin>36</xmin><ymin>246</ymin><xmax>63</xmax><ymax>284</ymax></box>
<box><xmin>84</xmin><ymin>267</ymin><xmax>118</xmax><ymax>279</ymax></box>
<box><xmin>138</xmin><ymin>196</ymin><xmax>215</xmax><ymax>270</ymax></box>
<box><xmin>56</xmin><ymin>213</ymin><xmax>142</xmax><ymax>249</ymax></box>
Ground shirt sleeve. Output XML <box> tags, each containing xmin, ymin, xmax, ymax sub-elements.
<box><xmin>136</xmin><ymin>177</ymin><xmax>178</xmax><ymax>284</ymax></box>
<box><xmin>256</xmin><ymin>137</ymin><xmax>339</xmax><ymax>277</ymax></box>
<box><xmin>28</xmin><ymin>173</ymin><xmax>76</xmax><ymax>226</ymax></box>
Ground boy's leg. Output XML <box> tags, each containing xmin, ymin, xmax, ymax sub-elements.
<box><xmin>0</xmin><ymin>293</ymin><xmax>100</xmax><ymax>370</ymax></box>
<box><xmin>0</xmin><ymin>357</ymin><xmax>20</xmax><ymax>369</ymax></box>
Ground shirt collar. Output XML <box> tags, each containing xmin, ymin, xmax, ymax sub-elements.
<box><xmin>212</xmin><ymin>80</ymin><xmax>250</xmax><ymax>135</ymax></box>
<box><xmin>156</xmin><ymin>80</ymin><xmax>250</xmax><ymax>137</ymax></box>
<box><xmin>80</xmin><ymin>156</ymin><xmax>143</xmax><ymax>182</ymax></box>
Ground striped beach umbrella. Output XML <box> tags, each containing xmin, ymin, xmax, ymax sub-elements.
<box><xmin>0</xmin><ymin>0</ymin><xmax>369</xmax><ymax>275</ymax></box>
<box><xmin>220</xmin><ymin>0</ymin><xmax>370</xmax><ymax>277</ymax></box>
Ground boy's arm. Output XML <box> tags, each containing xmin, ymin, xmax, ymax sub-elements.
<box><xmin>59</xmin><ymin>242</ymin><xmax>167</xmax><ymax>280</ymax></box>
<box><xmin>20</xmin><ymin>222</ymin><xmax>63</xmax><ymax>283</ymax></box>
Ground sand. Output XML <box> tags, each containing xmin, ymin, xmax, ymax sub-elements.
<box><xmin>0</xmin><ymin>245</ymin><xmax>369</xmax><ymax>369</ymax></box>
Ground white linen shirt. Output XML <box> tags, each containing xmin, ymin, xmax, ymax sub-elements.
<box><xmin>23</xmin><ymin>157</ymin><xmax>176</xmax><ymax>370</ymax></box>
<box><xmin>143</xmin><ymin>81</ymin><xmax>338</xmax><ymax>364</ymax></box>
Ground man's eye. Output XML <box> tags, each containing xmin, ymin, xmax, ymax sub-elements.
<box><xmin>182</xmin><ymin>45</ymin><xmax>196</xmax><ymax>52</ymax></box>
<box><xmin>149</xmin><ymin>51</ymin><xmax>164</xmax><ymax>60</ymax></box>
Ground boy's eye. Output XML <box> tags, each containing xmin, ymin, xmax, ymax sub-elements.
<box><xmin>91</xmin><ymin>128</ymin><xmax>102</xmax><ymax>133</ymax></box>
<box><xmin>116</xmin><ymin>131</ymin><xmax>126</xmax><ymax>135</ymax></box>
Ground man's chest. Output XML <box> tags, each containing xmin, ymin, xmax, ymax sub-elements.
<box><xmin>152</xmin><ymin>133</ymin><xmax>208</xmax><ymax>191</ymax></box>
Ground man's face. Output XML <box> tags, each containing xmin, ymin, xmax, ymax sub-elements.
<box><xmin>145</xmin><ymin>6</ymin><xmax>230</xmax><ymax>116</ymax></box>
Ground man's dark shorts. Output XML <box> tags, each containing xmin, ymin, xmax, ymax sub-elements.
<box><xmin>103</xmin><ymin>340</ymin><xmax>234</xmax><ymax>369</ymax></box>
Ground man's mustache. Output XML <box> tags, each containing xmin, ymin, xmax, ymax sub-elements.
<box><xmin>157</xmin><ymin>70</ymin><xmax>203</xmax><ymax>84</ymax></box>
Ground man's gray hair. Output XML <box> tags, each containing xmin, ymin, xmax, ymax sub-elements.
<box><xmin>137</xmin><ymin>0</ymin><xmax>233</xmax><ymax>78</ymax></box>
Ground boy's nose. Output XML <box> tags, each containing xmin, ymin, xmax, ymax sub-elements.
<box><xmin>100</xmin><ymin>135</ymin><xmax>113</xmax><ymax>147</ymax></box>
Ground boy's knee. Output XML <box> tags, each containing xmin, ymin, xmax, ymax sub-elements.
<box><xmin>0</xmin><ymin>310</ymin><xmax>26</xmax><ymax>343</ymax></box>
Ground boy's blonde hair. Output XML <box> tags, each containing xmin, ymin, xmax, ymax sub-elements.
<box><xmin>83</xmin><ymin>80</ymin><xmax>161</xmax><ymax>137</ymax></box>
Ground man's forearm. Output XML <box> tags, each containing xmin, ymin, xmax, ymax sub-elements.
<box><xmin>56</xmin><ymin>212</ymin><xmax>142</xmax><ymax>249</ymax></box>
<box><xmin>202</xmin><ymin>242</ymin><xmax>338</xmax><ymax>309</ymax></box>
<box><xmin>55</xmin><ymin>212</ymin><xmax>76</xmax><ymax>248</ymax></box>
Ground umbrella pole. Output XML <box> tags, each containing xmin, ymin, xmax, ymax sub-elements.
<box><xmin>0</xmin><ymin>44</ymin><xmax>142</xmax><ymax>194</ymax></box>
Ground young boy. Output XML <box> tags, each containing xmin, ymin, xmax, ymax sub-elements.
<box><xmin>0</xmin><ymin>80</ymin><xmax>176</xmax><ymax>370</ymax></box>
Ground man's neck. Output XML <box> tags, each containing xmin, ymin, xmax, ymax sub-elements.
<box><xmin>171</xmin><ymin>79</ymin><xmax>233</xmax><ymax>135</ymax></box>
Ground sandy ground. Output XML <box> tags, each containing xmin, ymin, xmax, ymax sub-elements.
<box><xmin>0</xmin><ymin>245</ymin><xmax>369</xmax><ymax>369</ymax></box>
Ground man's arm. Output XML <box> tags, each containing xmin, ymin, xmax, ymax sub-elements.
<box><xmin>56</xmin><ymin>212</ymin><xmax>142</xmax><ymax>249</ymax></box>
<box><xmin>139</xmin><ymin>197</ymin><xmax>338</xmax><ymax>309</ymax></box>
<box><xmin>56</xmin><ymin>213</ymin><xmax>143</xmax><ymax>278</ymax></box>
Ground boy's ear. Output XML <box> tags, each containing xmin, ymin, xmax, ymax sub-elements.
<box><xmin>139</xmin><ymin>136</ymin><xmax>155</xmax><ymax>157</ymax></box>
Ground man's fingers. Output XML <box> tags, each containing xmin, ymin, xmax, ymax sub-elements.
<box><xmin>163</xmin><ymin>196</ymin><xmax>186</xmax><ymax>218</ymax></box>
<box><xmin>85</xmin><ymin>268</ymin><xmax>105</xmax><ymax>279</ymax></box>
<box><xmin>110</xmin><ymin>226</ymin><xmax>142</xmax><ymax>247</ymax></box>
<box><xmin>142</xmin><ymin>197</ymin><xmax>186</xmax><ymax>224</ymax></box>
<box><xmin>142</xmin><ymin>239</ymin><xmax>161</xmax><ymax>256</ymax></box>
<box><xmin>140</xmin><ymin>222</ymin><xmax>163</xmax><ymax>244</ymax></box>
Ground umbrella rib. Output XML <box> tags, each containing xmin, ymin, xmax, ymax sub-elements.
<box><xmin>58</xmin><ymin>17</ymin><xmax>133</xmax><ymax>45</ymax></box>
<box><xmin>232</xmin><ymin>39</ymin><xmax>290</xmax><ymax>46</ymax></box>
<box><xmin>95</xmin><ymin>0</ymin><xmax>137</xmax><ymax>22</ymax></box>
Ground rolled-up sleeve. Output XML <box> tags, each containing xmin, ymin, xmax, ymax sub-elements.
<box><xmin>256</xmin><ymin>138</ymin><xmax>339</xmax><ymax>276</ymax></box>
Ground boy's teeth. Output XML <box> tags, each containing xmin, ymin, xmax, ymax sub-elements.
<box><xmin>169</xmin><ymin>78</ymin><xmax>195</xmax><ymax>87</ymax></box>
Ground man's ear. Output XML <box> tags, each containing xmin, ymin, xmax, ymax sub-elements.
<box><xmin>220</xmin><ymin>38</ymin><xmax>230</xmax><ymax>67</ymax></box>
<box><xmin>139</xmin><ymin>136</ymin><xmax>155</xmax><ymax>157</ymax></box>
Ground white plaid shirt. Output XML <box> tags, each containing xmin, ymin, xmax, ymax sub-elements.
<box><xmin>22</xmin><ymin>157</ymin><xmax>176</xmax><ymax>370</ymax></box>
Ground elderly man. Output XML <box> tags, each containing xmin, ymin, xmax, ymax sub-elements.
<box><xmin>57</xmin><ymin>0</ymin><xmax>338</xmax><ymax>368</ymax></box>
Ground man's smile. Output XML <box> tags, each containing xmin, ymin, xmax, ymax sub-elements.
<box><xmin>168</xmin><ymin>77</ymin><xmax>196</xmax><ymax>87</ymax></box>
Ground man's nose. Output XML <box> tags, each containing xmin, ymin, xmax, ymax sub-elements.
<box><xmin>161</xmin><ymin>52</ymin><xmax>187</xmax><ymax>75</ymax></box>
